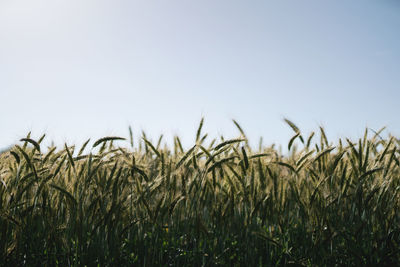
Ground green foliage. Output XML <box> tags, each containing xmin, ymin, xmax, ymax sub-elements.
<box><xmin>0</xmin><ymin>123</ymin><xmax>400</xmax><ymax>266</ymax></box>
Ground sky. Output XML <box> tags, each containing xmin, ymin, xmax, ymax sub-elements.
<box><xmin>0</xmin><ymin>0</ymin><xmax>399</xmax><ymax>150</ymax></box>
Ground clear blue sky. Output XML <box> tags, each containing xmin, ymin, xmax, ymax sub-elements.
<box><xmin>1</xmin><ymin>0</ymin><xmax>399</xmax><ymax>149</ymax></box>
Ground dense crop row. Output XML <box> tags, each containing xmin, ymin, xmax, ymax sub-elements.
<box><xmin>1</xmin><ymin>120</ymin><xmax>400</xmax><ymax>266</ymax></box>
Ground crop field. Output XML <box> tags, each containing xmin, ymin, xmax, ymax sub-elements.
<box><xmin>0</xmin><ymin>119</ymin><xmax>400</xmax><ymax>266</ymax></box>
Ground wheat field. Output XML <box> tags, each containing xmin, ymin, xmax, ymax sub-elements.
<box><xmin>0</xmin><ymin>119</ymin><xmax>399</xmax><ymax>266</ymax></box>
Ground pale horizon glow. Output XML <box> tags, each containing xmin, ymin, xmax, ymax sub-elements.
<box><xmin>1</xmin><ymin>0</ymin><xmax>399</xmax><ymax>150</ymax></box>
